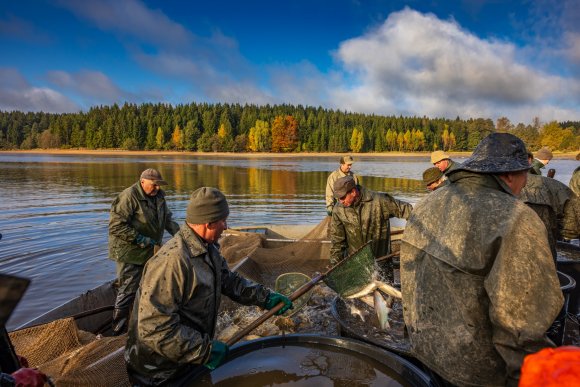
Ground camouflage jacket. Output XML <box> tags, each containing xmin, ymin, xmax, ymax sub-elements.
<box><xmin>520</xmin><ymin>174</ymin><xmax>579</xmax><ymax>256</ymax></box>
<box><xmin>108</xmin><ymin>181</ymin><xmax>179</xmax><ymax>265</ymax></box>
<box><xmin>125</xmin><ymin>224</ymin><xmax>271</xmax><ymax>383</ymax></box>
<box><xmin>401</xmin><ymin>171</ymin><xmax>563</xmax><ymax>387</ymax></box>
<box><xmin>329</xmin><ymin>186</ymin><xmax>412</xmax><ymax>264</ymax></box>
<box><xmin>570</xmin><ymin>166</ymin><xmax>580</xmax><ymax>197</ymax></box>
<box><xmin>529</xmin><ymin>159</ymin><xmax>544</xmax><ymax>175</ymax></box>
<box><xmin>325</xmin><ymin>169</ymin><xmax>360</xmax><ymax>211</ymax></box>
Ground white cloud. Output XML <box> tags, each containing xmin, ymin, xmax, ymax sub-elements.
<box><xmin>329</xmin><ymin>7</ymin><xmax>580</xmax><ymax>122</ymax></box>
<box><xmin>0</xmin><ymin>68</ymin><xmax>79</xmax><ymax>113</ymax></box>
<box><xmin>46</xmin><ymin>70</ymin><xmax>126</xmax><ymax>102</ymax></box>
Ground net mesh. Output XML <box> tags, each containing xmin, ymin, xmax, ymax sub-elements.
<box><xmin>221</xmin><ymin>218</ymin><xmax>332</xmax><ymax>288</ymax></box>
<box><xmin>9</xmin><ymin>318</ymin><xmax>130</xmax><ymax>386</ymax></box>
<box><xmin>324</xmin><ymin>242</ymin><xmax>375</xmax><ymax>297</ymax></box>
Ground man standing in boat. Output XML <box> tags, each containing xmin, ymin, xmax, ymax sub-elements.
<box><xmin>401</xmin><ymin>133</ymin><xmax>563</xmax><ymax>386</ymax></box>
<box><xmin>529</xmin><ymin>146</ymin><xmax>553</xmax><ymax>175</ymax></box>
<box><xmin>422</xmin><ymin>167</ymin><xmax>446</xmax><ymax>191</ymax></box>
<box><xmin>325</xmin><ymin>155</ymin><xmax>359</xmax><ymax>216</ymax></box>
<box><xmin>108</xmin><ymin>168</ymin><xmax>180</xmax><ymax>336</ymax></box>
<box><xmin>125</xmin><ymin>187</ymin><xmax>292</xmax><ymax>385</ymax></box>
<box><xmin>329</xmin><ymin>175</ymin><xmax>412</xmax><ymax>282</ymax></box>
<box><xmin>430</xmin><ymin>150</ymin><xmax>457</xmax><ymax>176</ymax></box>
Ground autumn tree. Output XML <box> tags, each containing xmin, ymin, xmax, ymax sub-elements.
<box><xmin>155</xmin><ymin>127</ymin><xmax>165</xmax><ymax>149</ymax></box>
<box><xmin>271</xmin><ymin>115</ymin><xmax>298</xmax><ymax>152</ymax></box>
<box><xmin>172</xmin><ymin>124</ymin><xmax>183</xmax><ymax>150</ymax></box>
<box><xmin>350</xmin><ymin>127</ymin><xmax>364</xmax><ymax>152</ymax></box>
<box><xmin>248</xmin><ymin>119</ymin><xmax>271</xmax><ymax>152</ymax></box>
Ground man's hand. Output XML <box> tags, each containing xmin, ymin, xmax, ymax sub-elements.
<box><xmin>204</xmin><ymin>340</ymin><xmax>229</xmax><ymax>370</ymax></box>
<box><xmin>326</xmin><ymin>209</ymin><xmax>333</xmax><ymax>217</ymax></box>
<box><xmin>265</xmin><ymin>292</ymin><xmax>294</xmax><ymax>315</ymax></box>
<box><xmin>12</xmin><ymin>368</ymin><xmax>48</xmax><ymax>387</ymax></box>
<box><xmin>135</xmin><ymin>234</ymin><xmax>157</xmax><ymax>248</ymax></box>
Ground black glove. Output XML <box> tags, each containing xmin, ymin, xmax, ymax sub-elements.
<box><xmin>264</xmin><ymin>292</ymin><xmax>293</xmax><ymax>315</ymax></box>
<box><xmin>135</xmin><ymin>234</ymin><xmax>157</xmax><ymax>248</ymax></box>
<box><xmin>204</xmin><ymin>340</ymin><xmax>229</xmax><ymax>370</ymax></box>
<box><xmin>326</xmin><ymin>209</ymin><xmax>333</xmax><ymax>216</ymax></box>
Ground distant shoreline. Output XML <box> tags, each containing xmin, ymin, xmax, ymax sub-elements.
<box><xmin>1</xmin><ymin>148</ymin><xmax>578</xmax><ymax>159</ymax></box>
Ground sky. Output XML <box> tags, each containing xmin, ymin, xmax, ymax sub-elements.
<box><xmin>2</xmin><ymin>0</ymin><xmax>580</xmax><ymax>124</ymax></box>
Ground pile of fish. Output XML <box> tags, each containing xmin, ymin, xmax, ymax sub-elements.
<box><xmin>346</xmin><ymin>280</ymin><xmax>402</xmax><ymax>330</ymax></box>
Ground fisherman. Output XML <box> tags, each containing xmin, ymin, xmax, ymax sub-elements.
<box><xmin>520</xmin><ymin>173</ymin><xmax>580</xmax><ymax>258</ymax></box>
<box><xmin>530</xmin><ymin>146</ymin><xmax>553</xmax><ymax>175</ymax></box>
<box><xmin>430</xmin><ymin>150</ymin><xmax>457</xmax><ymax>175</ymax></box>
<box><xmin>325</xmin><ymin>155</ymin><xmax>359</xmax><ymax>216</ymax></box>
<box><xmin>125</xmin><ymin>187</ymin><xmax>293</xmax><ymax>386</ymax></box>
<box><xmin>401</xmin><ymin>133</ymin><xmax>563</xmax><ymax>386</ymax></box>
<box><xmin>422</xmin><ymin>167</ymin><xmax>445</xmax><ymax>191</ymax></box>
<box><xmin>329</xmin><ymin>175</ymin><xmax>412</xmax><ymax>281</ymax></box>
<box><xmin>570</xmin><ymin>153</ymin><xmax>580</xmax><ymax>196</ymax></box>
<box><xmin>108</xmin><ymin>168</ymin><xmax>180</xmax><ymax>336</ymax></box>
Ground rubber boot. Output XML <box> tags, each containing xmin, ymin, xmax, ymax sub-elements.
<box><xmin>111</xmin><ymin>307</ymin><xmax>130</xmax><ymax>336</ymax></box>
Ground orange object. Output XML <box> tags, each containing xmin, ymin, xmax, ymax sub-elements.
<box><xmin>519</xmin><ymin>346</ymin><xmax>580</xmax><ymax>386</ymax></box>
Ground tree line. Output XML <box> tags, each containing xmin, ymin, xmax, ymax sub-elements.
<box><xmin>0</xmin><ymin>102</ymin><xmax>578</xmax><ymax>152</ymax></box>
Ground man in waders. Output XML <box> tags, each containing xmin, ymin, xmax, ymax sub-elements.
<box><xmin>329</xmin><ymin>176</ymin><xmax>412</xmax><ymax>282</ymax></box>
<box><xmin>108</xmin><ymin>168</ymin><xmax>180</xmax><ymax>336</ymax></box>
<box><xmin>125</xmin><ymin>187</ymin><xmax>293</xmax><ymax>386</ymax></box>
<box><xmin>325</xmin><ymin>155</ymin><xmax>359</xmax><ymax>216</ymax></box>
<box><xmin>401</xmin><ymin>133</ymin><xmax>563</xmax><ymax>386</ymax></box>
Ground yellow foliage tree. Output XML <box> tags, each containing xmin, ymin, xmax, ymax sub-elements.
<box><xmin>172</xmin><ymin>125</ymin><xmax>183</xmax><ymax>150</ymax></box>
<box><xmin>350</xmin><ymin>127</ymin><xmax>364</xmax><ymax>152</ymax></box>
<box><xmin>155</xmin><ymin>127</ymin><xmax>164</xmax><ymax>149</ymax></box>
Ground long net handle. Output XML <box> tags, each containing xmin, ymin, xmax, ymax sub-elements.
<box><xmin>225</xmin><ymin>273</ymin><xmax>324</xmax><ymax>346</ymax></box>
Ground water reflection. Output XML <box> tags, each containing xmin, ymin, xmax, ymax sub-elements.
<box><xmin>0</xmin><ymin>153</ymin><xmax>576</xmax><ymax>329</ymax></box>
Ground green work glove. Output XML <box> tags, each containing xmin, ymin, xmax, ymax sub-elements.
<box><xmin>326</xmin><ymin>209</ymin><xmax>333</xmax><ymax>216</ymax></box>
<box><xmin>265</xmin><ymin>292</ymin><xmax>294</xmax><ymax>315</ymax></box>
<box><xmin>135</xmin><ymin>234</ymin><xmax>157</xmax><ymax>248</ymax></box>
<box><xmin>204</xmin><ymin>340</ymin><xmax>229</xmax><ymax>370</ymax></box>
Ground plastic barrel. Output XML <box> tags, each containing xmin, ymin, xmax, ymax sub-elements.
<box><xmin>192</xmin><ymin>334</ymin><xmax>434</xmax><ymax>386</ymax></box>
<box><xmin>556</xmin><ymin>241</ymin><xmax>580</xmax><ymax>316</ymax></box>
<box><xmin>547</xmin><ymin>271</ymin><xmax>576</xmax><ymax>346</ymax></box>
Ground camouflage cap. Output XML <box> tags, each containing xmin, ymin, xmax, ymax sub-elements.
<box><xmin>454</xmin><ymin>133</ymin><xmax>530</xmax><ymax>174</ymax></box>
<box><xmin>431</xmin><ymin>150</ymin><xmax>450</xmax><ymax>164</ymax></box>
<box><xmin>140</xmin><ymin>168</ymin><xmax>168</xmax><ymax>185</ymax></box>
<box><xmin>340</xmin><ymin>155</ymin><xmax>354</xmax><ymax>165</ymax></box>
<box><xmin>333</xmin><ymin>175</ymin><xmax>357</xmax><ymax>198</ymax></box>
<box><xmin>535</xmin><ymin>146</ymin><xmax>553</xmax><ymax>161</ymax></box>
<box><xmin>422</xmin><ymin>167</ymin><xmax>444</xmax><ymax>186</ymax></box>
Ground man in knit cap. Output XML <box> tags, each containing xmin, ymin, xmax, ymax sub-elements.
<box><xmin>125</xmin><ymin>187</ymin><xmax>293</xmax><ymax>385</ymax></box>
<box><xmin>422</xmin><ymin>167</ymin><xmax>445</xmax><ymax>191</ymax></box>
<box><xmin>326</xmin><ymin>155</ymin><xmax>360</xmax><ymax>216</ymax></box>
<box><xmin>530</xmin><ymin>146</ymin><xmax>553</xmax><ymax>175</ymax></box>
<box><xmin>402</xmin><ymin>133</ymin><xmax>563</xmax><ymax>386</ymax></box>
<box><xmin>108</xmin><ymin>168</ymin><xmax>180</xmax><ymax>336</ymax></box>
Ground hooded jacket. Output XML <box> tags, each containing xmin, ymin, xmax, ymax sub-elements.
<box><xmin>125</xmin><ymin>223</ymin><xmax>271</xmax><ymax>383</ymax></box>
<box><xmin>401</xmin><ymin>171</ymin><xmax>563</xmax><ymax>387</ymax></box>
<box><xmin>108</xmin><ymin>181</ymin><xmax>179</xmax><ymax>265</ymax></box>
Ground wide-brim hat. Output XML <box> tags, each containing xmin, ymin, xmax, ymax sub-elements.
<box><xmin>333</xmin><ymin>175</ymin><xmax>356</xmax><ymax>198</ymax></box>
<box><xmin>454</xmin><ymin>133</ymin><xmax>530</xmax><ymax>174</ymax></box>
<box><xmin>430</xmin><ymin>150</ymin><xmax>450</xmax><ymax>164</ymax></box>
<box><xmin>422</xmin><ymin>167</ymin><xmax>444</xmax><ymax>185</ymax></box>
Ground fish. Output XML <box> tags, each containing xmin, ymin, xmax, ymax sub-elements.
<box><xmin>358</xmin><ymin>294</ymin><xmax>375</xmax><ymax>309</ymax></box>
<box><xmin>375</xmin><ymin>281</ymin><xmax>402</xmax><ymax>299</ymax></box>
<box><xmin>349</xmin><ymin>303</ymin><xmax>366</xmax><ymax>322</ymax></box>
<box><xmin>346</xmin><ymin>281</ymin><xmax>378</xmax><ymax>299</ymax></box>
<box><xmin>373</xmin><ymin>290</ymin><xmax>392</xmax><ymax>330</ymax></box>
<box><xmin>346</xmin><ymin>280</ymin><xmax>402</xmax><ymax>300</ymax></box>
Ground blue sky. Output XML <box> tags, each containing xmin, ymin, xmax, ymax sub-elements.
<box><xmin>2</xmin><ymin>0</ymin><xmax>580</xmax><ymax>124</ymax></box>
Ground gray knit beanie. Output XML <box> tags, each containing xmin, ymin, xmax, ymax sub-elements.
<box><xmin>186</xmin><ymin>187</ymin><xmax>230</xmax><ymax>224</ymax></box>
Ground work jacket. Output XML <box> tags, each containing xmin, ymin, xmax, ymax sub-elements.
<box><xmin>108</xmin><ymin>182</ymin><xmax>179</xmax><ymax>265</ymax></box>
<box><xmin>570</xmin><ymin>166</ymin><xmax>580</xmax><ymax>197</ymax></box>
<box><xmin>520</xmin><ymin>174</ymin><xmax>578</xmax><ymax>258</ymax></box>
<box><xmin>401</xmin><ymin>171</ymin><xmax>563</xmax><ymax>387</ymax></box>
<box><xmin>125</xmin><ymin>224</ymin><xmax>271</xmax><ymax>383</ymax></box>
<box><xmin>529</xmin><ymin>159</ymin><xmax>544</xmax><ymax>175</ymax></box>
<box><xmin>325</xmin><ymin>169</ymin><xmax>359</xmax><ymax>211</ymax></box>
<box><xmin>329</xmin><ymin>186</ymin><xmax>412</xmax><ymax>264</ymax></box>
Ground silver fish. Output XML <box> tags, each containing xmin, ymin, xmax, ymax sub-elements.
<box><xmin>373</xmin><ymin>290</ymin><xmax>392</xmax><ymax>330</ymax></box>
<box><xmin>349</xmin><ymin>303</ymin><xmax>366</xmax><ymax>322</ymax></box>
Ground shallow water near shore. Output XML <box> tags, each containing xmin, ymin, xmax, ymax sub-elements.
<box><xmin>0</xmin><ymin>152</ymin><xmax>577</xmax><ymax>329</ymax></box>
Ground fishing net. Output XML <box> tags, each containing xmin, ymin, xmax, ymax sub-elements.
<box><xmin>9</xmin><ymin>318</ymin><xmax>130</xmax><ymax>386</ymax></box>
<box><xmin>220</xmin><ymin>218</ymin><xmax>332</xmax><ymax>288</ymax></box>
<box><xmin>324</xmin><ymin>242</ymin><xmax>376</xmax><ymax>297</ymax></box>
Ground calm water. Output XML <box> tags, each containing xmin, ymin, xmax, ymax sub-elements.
<box><xmin>0</xmin><ymin>153</ymin><xmax>577</xmax><ymax>329</ymax></box>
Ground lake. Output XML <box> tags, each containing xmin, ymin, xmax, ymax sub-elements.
<box><xmin>1</xmin><ymin>152</ymin><xmax>577</xmax><ymax>329</ymax></box>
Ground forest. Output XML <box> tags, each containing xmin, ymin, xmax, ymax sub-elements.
<box><xmin>0</xmin><ymin>102</ymin><xmax>578</xmax><ymax>153</ymax></box>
